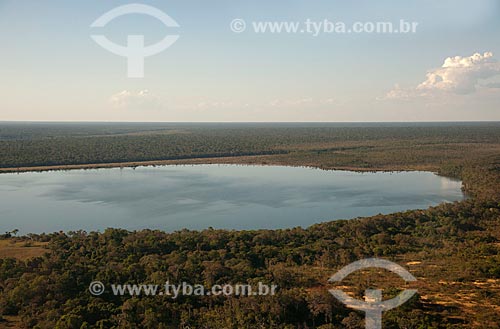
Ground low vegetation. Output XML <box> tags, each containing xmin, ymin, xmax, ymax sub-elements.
<box><xmin>0</xmin><ymin>123</ymin><xmax>499</xmax><ymax>328</ymax></box>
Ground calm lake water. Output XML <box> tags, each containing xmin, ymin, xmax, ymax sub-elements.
<box><xmin>0</xmin><ymin>165</ymin><xmax>464</xmax><ymax>234</ymax></box>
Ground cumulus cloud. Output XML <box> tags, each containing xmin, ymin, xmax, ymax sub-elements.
<box><xmin>383</xmin><ymin>52</ymin><xmax>500</xmax><ymax>100</ymax></box>
<box><xmin>109</xmin><ymin>90</ymin><xmax>160</xmax><ymax>109</ymax></box>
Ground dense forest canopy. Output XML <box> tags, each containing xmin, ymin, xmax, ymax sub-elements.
<box><xmin>1</xmin><ymin>122</ymin><xmax>499</xmax><ymax>169</ymax></box>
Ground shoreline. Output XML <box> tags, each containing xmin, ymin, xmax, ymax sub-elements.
<box><xmin>0</xmin><ymin>155</ymin><xmax>440</xmax><ymax>175</ymax></box>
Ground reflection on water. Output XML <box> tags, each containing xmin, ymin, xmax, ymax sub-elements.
<box><xmin>0</xmin><ymin>165</ymin><xmax>464</xmax><ymax>234</ymax></box>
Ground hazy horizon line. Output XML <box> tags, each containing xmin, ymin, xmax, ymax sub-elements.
<box><xmin>1</xmin><ymin>120</ymin><xmax>500</xmax><ymax>124</ymax></box>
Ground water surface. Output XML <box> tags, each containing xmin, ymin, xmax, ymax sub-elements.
<box><xmin>0</xmin><ymin>165</ymin><xmax>464</xmax><ymax>234</ymax></box>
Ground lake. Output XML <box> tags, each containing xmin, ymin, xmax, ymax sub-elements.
<box><xmin>0</xmin><ymin>165</ymin><xmax>464</xmax><ymax>234</ymax></box>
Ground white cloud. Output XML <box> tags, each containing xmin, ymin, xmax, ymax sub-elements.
<box><xmin>383</xmin><ymin>52</ymin><xmax>500</xmax><ymax>100</ymax></box>
<box><xmin>196</xmin><ymin>100</ymin><xmax>235</xmax><ymax>110</ymax></box>
<box><xmin>382</xmin><ymin>84</ymin><xmax>418</xmax><ymax>101</ymax></box>
<box><xmin>109</xmin><ymin>90</ymin><xmax>160</xmax><ymax>109</ymax></box>
<box><xmin>106</xmin><ymin>93</ymin><xmax>338</xmax><ymax>114</ymax></box>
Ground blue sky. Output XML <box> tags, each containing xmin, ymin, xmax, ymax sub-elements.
<box><xmin>1</xmin><ymin>0</ymin><xmax>499</xmax><ymax>121</ymax></box>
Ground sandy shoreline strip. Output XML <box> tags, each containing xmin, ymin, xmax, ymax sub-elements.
<box><xmin>0</xmin><ymin>155</ymin><xmax>438</xmax><ymax>174</ymax></box>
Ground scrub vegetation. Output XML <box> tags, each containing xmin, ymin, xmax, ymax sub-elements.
<box><xmin>0</xmin><ymin>122</ymin><xmax>500</xmax><ymax>328</ymax></box>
